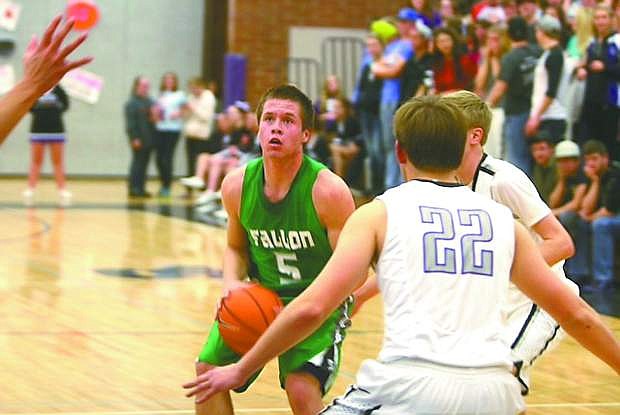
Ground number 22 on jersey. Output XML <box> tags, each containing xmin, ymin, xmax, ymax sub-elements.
<box><xmin>420</xmin><ymin>206</ymin><xmax>494</xmax><ymax>277</ymax></box>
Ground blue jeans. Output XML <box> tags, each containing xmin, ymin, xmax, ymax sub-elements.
<box><xmin>380</xmin><ymin>101</ymin><xmax>403</xmax><ymax>190</ymax></box>
<box><xmin>503</xmin><ymin>112</ymin><xmax>532</xmax><ymax>177</ymax></box>
<box><xmin>359</xmin><ymin>109</ymin><xmax>384</xmax><ymax>192</ymax></box>
<box><xmin>559</xmin><ymin>211</ymin><xmax>591</xmax><ymax>278</ymax></box>
<box><xmin>592</xmin><ymin>215</ymin><xmax>620</xmax><ymax>283</ymax></box>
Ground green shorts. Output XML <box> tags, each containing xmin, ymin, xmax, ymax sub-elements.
<box><xmin>198</xmin><ymin>296</ymin><xmax>353</xmax><ymax>395</ymax></box>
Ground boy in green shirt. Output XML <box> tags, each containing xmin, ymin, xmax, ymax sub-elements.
<box><xmin>192</xmin><ymin>85</ymin><xmax>356</xmax><ymax>415</ymax></box>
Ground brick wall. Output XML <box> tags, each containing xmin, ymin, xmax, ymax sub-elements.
<box><xmin>228</xmin><ymin>0</ymin><xmax>406</xmax><ymax>106</ymax></box>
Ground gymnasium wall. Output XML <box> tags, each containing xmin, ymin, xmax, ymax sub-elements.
<box><xmin>228</xmin><ymin>0</ymin><xmax>405</xmax><ymax>106</ymax></box>
<box><xmin>0</xmin><ymin>0</ymin><xmax>205</xmax><ymax>177</ymax></box>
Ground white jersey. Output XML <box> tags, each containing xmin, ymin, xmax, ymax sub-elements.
<box><xmin>470</xmin><ymin>154</ymin><xmax>564</xmax><ymax>272</ymax></box>
<box><xmin>375</xmin><ymin>180</ymin><xmax>515</xmax><ymax>369</ymax></box>
<box><xmin>470</xmin><ymin>155</ymin><xmax>576</xmax><ymax>393</ymax></box>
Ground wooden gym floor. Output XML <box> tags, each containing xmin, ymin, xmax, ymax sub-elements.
<box><xmin>0</xmin><ymin>178</ymin><xmax>618</xmax><ymax>415</ymax></box>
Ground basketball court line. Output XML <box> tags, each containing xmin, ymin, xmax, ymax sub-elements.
<box><xmin>3</xmin><ymin>402</ymin><xmax>620</xmax><ymax>415</ymax></box>
<box><xmin>528</xmin><ymin>402</ymin><xmax>620</xmax><ymax>408</ymax></box>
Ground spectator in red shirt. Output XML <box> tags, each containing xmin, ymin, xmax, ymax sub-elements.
<box><xmin>432</xmin><ymin>27</ymin><xmax>478</xmax><ymax>94</ymax></box>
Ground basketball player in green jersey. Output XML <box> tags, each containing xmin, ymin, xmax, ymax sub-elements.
<box><xmin>192</xmin><ymin>85</ymin><xmax>356</xmax><ymax>415</ymax></box>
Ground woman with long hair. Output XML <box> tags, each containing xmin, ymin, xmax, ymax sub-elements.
<box><xmin>23</xmin><ymin>84</ymin><xmax>71</xmax><ymax>206</ymax></box>
<box><xmin>566</xmin><ymin>6</ymin><xmax>593</xmax><ymax>59</ymax></box>
<box><xmin>475</xmin><ymin>25</ymin><xmax>511</xmax><ymax>98</ymax></box>
<box><xmin>432</xmin><ymin>27</ymin><xmax>478</xmax><ymax>94</ymax></box>
<box><xmin>153</xmin><ymin>71</ymin><xmax>187</xmax><ymax>197</ymax></box>
<box><xmin>316</xmin><ymin>74</ymin><xmax>344</xmax><ymax>123</ymax></box>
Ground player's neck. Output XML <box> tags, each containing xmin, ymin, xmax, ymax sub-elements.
<box><xmin>262</xmin><ymin>153</ymin><xmax>304</xmax><ymax>203</ymax></box>
<box><xmin>456</xmin><ymin>145</ymin><xmax>484</xmax><ymax>185</ymax></box>
<box><xmin>405</xmin><ymin>165</ymin><xmax>461</xmax><ymax>184</ymax></box>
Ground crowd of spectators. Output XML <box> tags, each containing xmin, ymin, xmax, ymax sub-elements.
<box><xmin>340</xmin><ymin>0</ymin><xmax>620</xmax><ymax>292</ymax></box>
<box><xmin>124</xmin><ymin>0</ymin><xmax>620</xmax><ymax>290</ymax></box>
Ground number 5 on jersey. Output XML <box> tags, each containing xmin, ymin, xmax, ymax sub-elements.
<box><xmin>276</xmin><ymin>252</ymin><xmax>302</xmax><ymax>283</ymax></box>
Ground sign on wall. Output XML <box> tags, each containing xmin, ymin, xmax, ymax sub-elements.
<box><xmin>60</xmin><ymin>67</ymin><xmax>104</xmax><ymax>104</ymax></box>
<box><xmin>0</xmin><ymin>64</ymin><xmax>14</xmax><ymax>94</ymax></box>
<box><xmin>0</xmin><ymin>0</ymin><xmax>21</xmax><ymax>31</ymax></box>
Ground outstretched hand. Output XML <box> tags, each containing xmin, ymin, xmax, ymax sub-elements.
<box><xmin>22</xmin><ymin>15</ymin><xmax>93</xmax><ymax>96</ymax></box>
<box><xmin>183</xmin><ymin>364</ymin><xmax>247</xmax><ymax>404</ymax></box>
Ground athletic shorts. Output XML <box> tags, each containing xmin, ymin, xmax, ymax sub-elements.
<box><xmin>505</xmin><ymin>277</ymin><xmax>579</xmax><ymax>394</ymax></box>
<box><xmin>320</xmin><ymin>359</ymin><xmax>525</xmax><ymax>415</ymax></box>
<box><xmin>30</xmin><ymin>133</ymin><xmax>66</xmax><ymax>143</ymax></box>
<box><xmin>198</xmin><ymin>296</ymin><xmax>353</xmax><ymax>394</ymax></box>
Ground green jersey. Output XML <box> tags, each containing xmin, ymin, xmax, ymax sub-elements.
<box><xmin>240</xmin><ymin>155</ymin><xmax>332</xmax><ymax>303</ymax></box>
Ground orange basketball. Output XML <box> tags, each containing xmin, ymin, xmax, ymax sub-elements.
<box><xmin>217</xmin><ymin>283</ymin><xmax>283</xmax><ymax>355</ymax></box>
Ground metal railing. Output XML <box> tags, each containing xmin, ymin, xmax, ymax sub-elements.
<box><xmin>277</xmin><ymin>36</ymin><xmax>366</xmax><ymax>102</ymax></box>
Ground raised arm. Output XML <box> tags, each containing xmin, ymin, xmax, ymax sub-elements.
<box><xmin>0</xmin><ymin>16</ymin><xmax>92</xmax><ymax>145</ymax></box>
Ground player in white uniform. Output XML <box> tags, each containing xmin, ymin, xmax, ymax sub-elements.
<box><xmin>444</xmin><ymin>90</ymin><xmax>578</xmax><ymax>394</ymax></box>
<box><xmin>184</xmin><ymin>96</ymin><xmax>620</xmax><ymax>414</ymax></box>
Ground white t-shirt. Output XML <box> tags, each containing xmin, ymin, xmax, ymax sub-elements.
<box><xmin>184</xmin><ymin>89</ymin><xmax>216</xmax><ymax>139</ymax></box>
<box><xmin>375</xmin><ymin>180</ymin><xmax>515</xmax><ymax>369</ymax></box>
<box><xmin>531</xmin><ymin>48</ymin><xmax>567</xmax><ymax>120</ymax></box>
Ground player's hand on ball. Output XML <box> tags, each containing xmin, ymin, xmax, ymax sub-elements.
<box><xmin>183</xmin><ymin>363</ymin><xmax>246</xmax><ymax>403</ymax></box>
<box><xmin>216</xmin><ymin>280</ymin><xmax>253</xmax><ymax>313</ymax></box>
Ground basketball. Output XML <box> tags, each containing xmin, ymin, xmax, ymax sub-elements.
<box><xmin>217</xmin><ymin>283</ymin><xmax>283</xmax><ymax>355</ymax></box>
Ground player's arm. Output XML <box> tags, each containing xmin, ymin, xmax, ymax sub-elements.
<box><xmin>313</xmin><ymin>169</ymin><xmax>356</xmax><ymax>249</ymax></box>
<box><xmin>0</xmin><ymin>16</ymin><xmax>91</xmax><ymax>145</ymax></box>
<box><xmin>220</xmin><ymin>166</ymin><xmax>251</xmax><ymax>293</ymax></box>
<box><xmin>314</xmin><ymin>170</ymin><xmax>376</xmax><ymax>314</ymax></box>
<box><xmin>580</xmin><ymin>174</ymin><xmax>600</xmax><ymax>216</ymax></box>
<box><xmin>531</xmin><ymin>213</ymin><xmax>575</xmax><ymax>266</ymax></box>
<box><xmin>485</xmin><ymin>79</ymin><xmax>508</xmax><ymax>108</ymax></box>
<box><xmin>548</xmin><ymin>175</ymin><xmax>567</xmax><ymax>209</ymax></box>
<box><xmin>372</xmin><ymin>55</ymin><xmax>407</xmax><ymax>79</ymax></box>
<box><xmin>350</xmin><ymin>273</ymin><xmax>380</xmax><ymax>316</ymax></box>
<box><xmin>510</xmin><ymin>222</ymin><xmax>620</xmax><ymax>374</ymax></box>
<box><xmin>184</xmin><ymin>200</ymin><xmax>386</xmax><ymax>401</ymax></box>
<box><xmin>493</xmin><ymin>172</ymin><xmax>574</xmax><ymax>265</ymax></box>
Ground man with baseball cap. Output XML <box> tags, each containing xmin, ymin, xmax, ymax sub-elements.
<box><xmin>550</xmin><ymin>140</ymin><xmax>588</xmax><ymax>220</ymax></box>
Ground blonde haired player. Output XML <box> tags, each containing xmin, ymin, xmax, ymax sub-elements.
<box><xmin>444</xmin><ymin>90</ymin><xmax>578</xmax><ymax>394</ymax></box>
<box><xmin>353</xmin><ymin>90</ymin><xmax>578</xmax><ymax>395</ymax></box>
<box><xmin>184</xmin><ymin>96</ymin><xmax>620</xmax><ymax>414</ymax></box>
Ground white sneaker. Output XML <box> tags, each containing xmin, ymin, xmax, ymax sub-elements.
<box><xmin>213</xmin><ymin>208</ymin><xmax>228</xmax><ymax>221</ymax></box>
<box><xmin>59</xmin><ymin>189</ymin><xmax>72</xmax><ymax>207</ymax></box>
<box><xmin>194</xmin><ymin>191</ymin><xmax>220</xmax><ymax>206</ymax></box>
<box><xmin>180</xmin><ymin>176</ymin><xmax>205</xmax><ymax>189</ymax></box>
<box><xmin>22</xmin><ymin>188</ymin><xmax>34</xmax><ymax>206</ymax></box>
<box><xmin>195</xmin><ymin>203</ymin><xmax>217</xmax><ymax>214</ymax></box>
